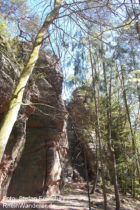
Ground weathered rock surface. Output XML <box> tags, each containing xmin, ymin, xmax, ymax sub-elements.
<box><xmin>67</xmin><ymin>88</ymin><xmax>97</xmax><ymax>179</ymax></box>
<box><xmin>0</xmin><ymin>42</ymin><xmax>68</xmax><ymax>198</ymax></box>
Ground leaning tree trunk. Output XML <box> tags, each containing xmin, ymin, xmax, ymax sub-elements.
<box><xmin>0</xmin><ymin>0</ymin><xmax>63</xmax><ymax>163</ymax></box>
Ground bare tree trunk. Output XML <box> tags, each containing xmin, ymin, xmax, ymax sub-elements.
<box><xmin>83</xmin><ymin>150</ymin><xmax>92</xmax><ymax>210</ymax></box>
<box><xmin>119</xmin><ymin>65</ymin><xmax>140</xmax><ymax>196</ymax></box>
<box><xmin>102</xmin><ymin>60</ymin><xmax>120</xmax><ymax>210</ymax></box>
<box><xmin>88</xmin><ymin>40</ymin><xmax>107</xmax><ymax>210</ymax></box>
<box><xmin>130</xmin><ymin>0</ymin><xmax>140</xmax><ymax>41</ymax></box>
<box><xmin>130</xmin><ymin>0</ymin><xmax>140</xmax><ymax>111</ymax></box>
<box><xmin>90</xmin><ymin>139</ymin><xmax>99</xmax><ymax>194</ymax></box>
<box><xmin>0</xmin><ymin>0</ymin><xmax>63</xmax><ymax>163</ymax></box>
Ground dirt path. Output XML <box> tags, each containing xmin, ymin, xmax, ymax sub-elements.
<box><xmin>0</xmin><ymin>182</ymin><xmax>140</xmax><ymax>210</ymax></box>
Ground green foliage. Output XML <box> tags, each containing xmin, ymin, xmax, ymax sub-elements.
<box><xmin>0</xmin><ymin>20</ymin><xmax>7</xmax><ymax>35</ymax></box>
<box><xmin>72</xmin><ymin>30</ymin><xmax>140</xmax><ymax>195</ymax></box>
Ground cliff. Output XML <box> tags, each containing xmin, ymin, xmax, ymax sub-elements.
<box><xmin>67</xmin><ymin>88</ymin><xmax>97</xmax><ymax>180</ymax></box>
<box><xmin>0</xmin><ymin>41</ymin><xmax>68</xmax><ymax>198</ymax></box>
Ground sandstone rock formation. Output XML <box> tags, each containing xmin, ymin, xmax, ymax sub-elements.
<box><xmin>67</xmin><ymin>88</ymin><xmax>97</xmax><ymax>179</ymax></box>
<box><xmin>0</xmin><ymin>41</ymin><xmax>68</xmax><ymax>198</ymax></box>
<box><xmin>0</xmin><ymin>40</ymin><xmax>96</xmax><ymax>201</ymax></box>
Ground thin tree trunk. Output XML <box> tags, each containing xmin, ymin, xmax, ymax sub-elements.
<box><xmin>119</xmin><ymin>65</ymin><xmax>140</xmax><ymax>196</ymax></box>
<box><xmin>130</xmin><ymin>0</ymin><xmax>140</xmax><ymax>109</ymax></box>
<box><xmin>69</xmin><ymin>117</ymin><xmax>91</xmax><ymax>210</ymax></box>
<box><xmin>98</xmin><ymin>19</ymin><xmax>120</xmax><ymax>208</ymax></box>
<box><xmin>88</xmin><ymin>40</ymin><xmax>107</xmax><ymax>210</ymax></box>
<box><xmin>130</xmin><ymin>0</ymin><xmax>140</xmax><ymax>41</ymax></box>
<box><xmin>0</xmin><ymin>0</ymin><xmax>62</xmax><ymax>163</ymax></box>
<box><xmin>102</xmin><ymin>59</ymin><xmax>120</xmax><ymax>210</ymax></box>
<box><xmin>130</xmin><ymin>43</ymin><xmax>140</xmax><ymax>189</ymax></box>
<box><xmin>90</xmin><ymin>140</ymin><xmax>99</xmax><ymax>194</ymax></box>
<box><xmin>83</xmin><ymin>150</ymin><xmax>92</xmax><ymax>210</ymax></box>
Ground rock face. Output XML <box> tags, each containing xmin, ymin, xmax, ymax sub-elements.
<box><xmin>67</xmin><ymin>88</ymin><xmax>97</xmax><ymax>179</ymax></box>
<box><xmin>0</xmin><ymin>54</ymin><xmax>15</xmax><ymax>114</ymax></box>
<box><xmin>0</xmin><ymin>42</ymin><xmax>68</xmax><ymax>198</ymax></box>
<box><xmin>0</xmin><ymin>40</ymin><xmax>95</xmax><ymax>200</ymax></box>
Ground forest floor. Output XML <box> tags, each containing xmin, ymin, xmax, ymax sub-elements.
<box><xmin>0</xmin><ymin>182</ymin><xmax>140</xmax><ymax>210</ymax></box>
